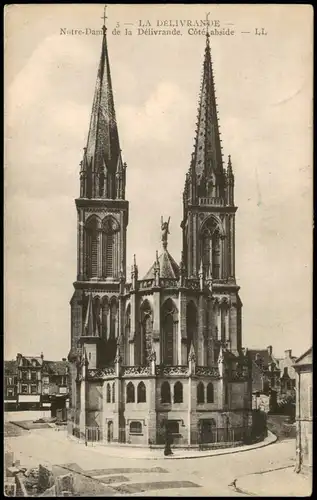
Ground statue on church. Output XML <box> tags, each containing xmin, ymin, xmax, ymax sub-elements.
<box><xmin>161</xmin><ymin>216</ymin><xmax>170</xmax><ymax>249</ymax></box>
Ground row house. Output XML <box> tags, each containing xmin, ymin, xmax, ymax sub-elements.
<box><xmin>4</xmin><ymin>353</ymin><xmax>69</xmax><ymax>415</ymax></box>
<box><xmin>4</xmin><ymin>360</ymin><xmax>18</xmax><ymax>410</ymax></box>
<box><xmin>250</xmin><ymin>346</ymin><xmax>297</xmax><ymax>412</ymax></box>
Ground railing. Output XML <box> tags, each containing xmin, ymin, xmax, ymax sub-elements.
<box><xmin>159</xmin><ymin>278</ymin><xmax>178</xmax><ymax>288</ymax></box>
<box><xmin>199</xmin><ymin>197</ymin><xmax>225</xmax><ymax>206</ymax></box>
<box><xmin>122</xmin><ymin>366</ymin><xmax>151</xmax><ymax>376</ymax></box>
<box><xmin>198</xmin><ymin>426</ymin><xmax>249</xmax><ymax>448</ymax></box>
<box><xmin>156</xmin><ymin>365</ymin><xmax>189</xmax><ymax>377</ymax></box>
<box><xmin>195</xmin><ymin>366</ymin><xmax>220</xmax><ymax>378</ymax></box>
<box><xmin>87</xmin><ymin>366</ymin><xmax>115</xmax><ymax>379</ymax></box>
<box><xmin>68</xmin><ymin>422</ymin><xmax>103</xmax><ymax>443</ymax></box>
<box><xmin>185</xmin><ymin>279</ymin><xmax>200</xmax><ymax>290</ymax></box>
<box><xmin>139</xmin><ymin>279</ymin><xmax>154</xmax><ymax>290</ymax></box>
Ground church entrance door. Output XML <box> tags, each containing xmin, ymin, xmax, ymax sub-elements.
<box><xmin>200</xmin><ymin>419</ymin><xmax>216</xmax><ymax>444</ymax></box>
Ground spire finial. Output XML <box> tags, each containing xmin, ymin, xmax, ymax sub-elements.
<box><xmin>101</xmin><ymin>5</ymin><xmax>108</xmax><ymax>34</ymax></box>
<box><xmin>206</xmin><ymin>12</ymin><xmax>210</xmax><ymax>40</ymax></box>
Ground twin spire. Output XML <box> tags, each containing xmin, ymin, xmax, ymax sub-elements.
<box><xmin>80</xmin><ymin>12</ymin><xmax>126</xmax><ymax>200</ymax></box>
<box><xmin>183</xmin><ymin>33</ymin><xmax>234</xmax><ymax>206</ymax></box>
<box><xmin>80</xmin><ymin>11</ymin><xmax>233</xmax><ymax>206</ymax></box>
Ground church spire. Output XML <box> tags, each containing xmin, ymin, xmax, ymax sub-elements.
<box><xmin>188</xmin><ymin>32</ymin><xmax>224</xmax><ymax>202</ymax></box>
<box><xmin>80</xmin><ymin>7</ymin><xmax>125</xmax><ymax>200</ymax></box>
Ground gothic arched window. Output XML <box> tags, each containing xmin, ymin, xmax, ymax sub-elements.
<box><xmin>200</xmin><ymin>218</ymin><xmax>222</xmax><ymax>279</ymax></box>
<box><xmin>173</xmin><ymin>382</ymin><xmax>183</xmax><ymax>404</ymax></box>
<box><xmin>112</xmin><ymin>382</ymin><xmax>115</xmax><ymax>403</ymax></box>
<box><xmin>197</xmin><ymin>382</ymin><xmax>205</xmax><ymax>404</ymax></box>
<box><xmin>101</xmin><ymin>297</ymin><xmax>109</xmax><ymax>340</ymax></box>
<box><xmin>186</xmin><ymin>301</ymin><xmax>197</xmax><ymax>362</ymax></box>
<box><xmin>125</xmin><ymin>304</ymin><xmax>131</xmax><ymax>365</ymax></box>
<box><xmin>161</xmin><ymin>299</ymin><xmax>178</xmax><ymax>365</ymax></box>
<box><xmin>110</xmin><ymin>298</ymin><xmax>117</xmax><ymax>339</ymax></box>
<box><xmin>85</xmin><ymin>216</ymin><xmax>100</xmax><ymax>278</ymax></box>
<box><xmin>138</xmin><ymin>300</ymin><xmax>151</xmax><ymax>366</ymax></box>
<box><xmin>93</xmin><ymin>296</ymin><xmax>101</xmax><ymax>336</ymax></box>
<box><xmin>137</xmin><ymin>382</ymin><xmax>146</xmax><ymax>403</ymax></box>
<box><xmin>207</xmin><ymin>382</ymin><xmax>214</xmax><ymax>403</ymax></box>
<box><xmin>161</xmin><ymin>381</ymin><xmax>171</xmax><ymax>404</ymax></box>
<box><xmin>106</xmin><ymin>383</ymin><xmax>111</xmax><ymax>403</ymax></box>
<box><xmin>126</xmin><ymin>382</ymin><xmax>135</xmax><ymax>403</ymax></box>
<box><xmin>102</xmin><ymin>218</ymin><xmax>116</xmax><ymax>278</ymax></box>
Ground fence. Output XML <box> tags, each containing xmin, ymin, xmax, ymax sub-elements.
<box><xmin>67</xmin><ymin>421</ymin><xmax>253</xmax><ymax>448</ymax></box>
<box><xmin>67</xmin><ymin>422</ymin><xmax>103</xmax><ymax>443</ymax></box>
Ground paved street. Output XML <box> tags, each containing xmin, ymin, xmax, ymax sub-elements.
<box><xmin>5</xmin><ymin>416</ymin><xmax>298</xmax><ymax>497</ymax></box>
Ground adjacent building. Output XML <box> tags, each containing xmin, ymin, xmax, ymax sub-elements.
<box><xmin>250</xmin><ymin>346</ymin><xmax>297</xmax><ymax>412</ymax></box>
<box><xmin>4</xmin><ymin>360</ymin><xmax>18</xmax><ymax>410</ymax></box>
<box><xmin>293</xmin><ymin>347</ymin><xmax>312</xmax><ymax>475</ymax></box>
<box><xmin>68</xmin><ymin>24</ymin><xmax>253</xmax><ymax>448</ymax></box>
<box><xmin>16</xmin><ymin>353</ymin><xmax>43</xmax><ymax>410</ymax></box>
<box><xmin>4</xmin><ymin>353</ymin><xmax>69</xmax><ymax>414</ymax></box>
<box><xmin>42</xmin><ymin>359</ymin><xmax>69</xmax><ymax>419</ymax></box>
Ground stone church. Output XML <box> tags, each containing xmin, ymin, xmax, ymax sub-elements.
<box><xmin>68</xmin><ymin>24</ymin><xmax>253</xmax><ymax>447</ymax></box>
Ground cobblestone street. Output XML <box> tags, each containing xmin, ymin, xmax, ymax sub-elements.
<box><xmin>5</xmin><ymin>417</ymin><xmax>303</xmax><ymax>497</ymax></box>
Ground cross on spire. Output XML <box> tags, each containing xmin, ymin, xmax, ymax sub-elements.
<box><xmin>101</xmin><ymin>5</ymin><xmax>108</xmax><ymax>32</ymax></box>
<box><xmin>206</xmin><ymin>11</ymin><xmax>210</xmax><ymax>38</ymax></box>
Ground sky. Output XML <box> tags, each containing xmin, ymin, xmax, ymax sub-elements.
<box><xmin>5</xmin><ymin>4</ymin><xmax>313</xmax><ymax>361</ymax></box>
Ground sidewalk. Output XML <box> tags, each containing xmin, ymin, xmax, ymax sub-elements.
<box><xmin>234</xmin><ymin>466</ymin><xmax>312</xmax><ymax>497</ymax></box>
<box><xmin>63</xmin><ymin>430</ymin><xmax>277</xmax><ymax>460</ymax></box>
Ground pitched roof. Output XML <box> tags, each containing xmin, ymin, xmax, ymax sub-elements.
<box><xmin>248</xmin><ymin>350</ymin><xmax>271</xmax><ymax>368</ymax></box>
<box><xmin>294</xmin><ymin>347</ymin><xmax>312</xmax><ymax>367</ymax></box>
<box><xmin>5</xmin><ymin>360</ymin><xmax>18</xmax><ymax>375</ymax></box>
<box><xmin>42</xmin><ymin>361</ymin><xmax>68</xmax><ymax>376</ymax></box>
<box><xmin>143</xmin><ymin>249</ymin><xmax>180</xmax><ymax>280</ymax></box>
<box><xmin>18</xmin><ymin>356</ymin><xmax>43</xmax><ymax>367</ymax></box>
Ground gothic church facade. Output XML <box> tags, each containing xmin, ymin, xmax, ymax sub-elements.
<box><xmin>68</xmin><ymin>25</ymin><xmax>252</xmax><ymax>447</ymax></box>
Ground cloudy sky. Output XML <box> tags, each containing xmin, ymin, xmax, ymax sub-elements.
<box><xmin>5</xmin><ymin>4</ymin><xmax>312</xmax><ymax>361</ymax></box>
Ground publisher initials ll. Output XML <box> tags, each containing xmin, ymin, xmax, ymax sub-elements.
<box><xmin>255</xmin><ymin>27</ymin><xmax>267</xmax><ymax>35</ymax></box>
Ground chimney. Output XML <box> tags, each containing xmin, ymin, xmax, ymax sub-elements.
<box><xmin>285</xmin><ymin>349</ymin><xmax>292</xmax><ymax>358</ymax></box>
<box><xmin>267</xmin><ymin>346</ymin><xmax>272</xmax><ymax>356</ymax></box>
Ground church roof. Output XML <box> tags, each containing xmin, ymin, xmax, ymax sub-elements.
<box><xmin>143</xmin><ymin>249</ymin><xmax>180</xmax><ymax>280</ymax></box>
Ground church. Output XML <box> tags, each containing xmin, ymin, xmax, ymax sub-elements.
<box><xmin>68</xmin><ymin>23</ymin><xmax>253</xmax><ymax>447</ymax></box>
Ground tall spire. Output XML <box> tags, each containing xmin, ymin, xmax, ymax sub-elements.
<box><xmin>80</xmin><ymin>6</ymin><xmax>124</xmax><ymax>200</ymax></box>
<box><xmin>190</xmin><ymin>30</ymin><xmax>224</xmax><ymax>200</ymax></box>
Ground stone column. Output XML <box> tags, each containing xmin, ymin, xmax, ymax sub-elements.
<box><xmin>193</xmin><ymin>214</ymin><xmax>198</xmax><ymax>275</ymax></box>
<box><xmin>188</xmin><ymin>215</ymin><xmax>193</xmax><ymax>276</ymax></box>
<box><xmin>129</xmin><ymin>292</ymin><xmax>136</xmax><ymax>365</ymax></box>
<box><xmin>113</xmin><ymin>348</ymin><xmax>121</xmax><ymax>443</ymax></box>
<box><xmin>230</xmin><ymin>305</ymin><xmax>238</xmax><ymax>352</ymax></box>
<box><xmin>97</xmin><ymin>230</ymin><xmax>102</xmax><ymax>279</ymax></box>
<box><xmin>148</xmin><ymin>352</ymin><xmax>157</xmax><ymax>444</ymax></box>
<box><xmin>152</xmin><ymin>290</ymin><xmax>161</xmax><ymax>364</ymax></box>
<box><xmin>220</xmin><ymin>235</ymin><xmax>225</xmax><ymax>279</ymax></box>
<box><xmin>79</xmin><ymin>374</ymin><xmax>86</xmax><ymax>439</ymax></box>
<box><xmin>225</xmin><ymin>307</ymin><xmax>230</xmax><ymax>342</ymax></box>
<box><xmin>78</xmin><ymin>210</ymin><xmax>85</xmax><ymax>280</ymax></box>
<box><xmin>232</xmin><ymin>216</ymin><xmax>236</xmax><ymax>277</ymax></box>
<box><xmin>217</xmin><ymin>306</ymin><xmax>222</xmax><ymax>340</ymax></box>
<box><xmin>198</xmin><ymin>294</ymin><xmax>205</xmax><ymax>365</ymax></box>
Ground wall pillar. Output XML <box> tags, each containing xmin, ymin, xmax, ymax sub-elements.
<box><xmin>78</xmin><ymin>210</ymin><xmax>85</xmax><ymax>280</ymax></box>
<box><xmin>198</xmin><ymin>294</ymin><xmax>205</xmax><ymax>365</ymax></box>
<box><xmin>152</xmin><ymin>290</ymin><xmax>161</xmax><ymax>364</ymax></box>
<box><xmin>217</xmin><ymin>306</ymin><xmax>222</xmax><ymax>340</ymax></box>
